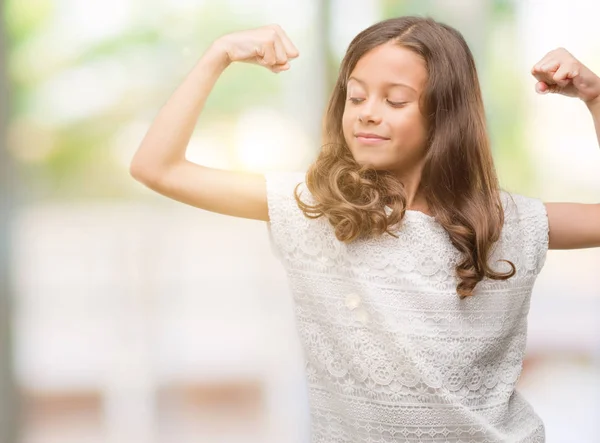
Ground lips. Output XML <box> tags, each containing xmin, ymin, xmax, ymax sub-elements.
<box><xmin>354</xmin><ymin>133</ymin><xmax>390</xmax><ymax>145</ymax></box>
<box><xmin>355</xmin><ymin>132</ymin><xmax>389</xmax><ymax>140</ymax></box>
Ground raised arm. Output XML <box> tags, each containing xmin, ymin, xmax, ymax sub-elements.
<box><xmin>531</xmin><ymin>48</ymin><xmax>600</xmax><ymax>249</ymax></box>
<box><xmin>129</xmin><ymin>25</ymin><xmax>299</xmax><ymax>221</ymax></box>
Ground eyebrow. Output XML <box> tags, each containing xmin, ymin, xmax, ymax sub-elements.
<box><xmin>347</xmin><ymin>76</ymin><xmax>417</xmax><ymax>93</ymax></box>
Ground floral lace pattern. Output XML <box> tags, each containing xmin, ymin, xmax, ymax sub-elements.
<box><xmin>265</xmin><ymin>172</ymin><xmax>550</xmax><ymax>443</ymax></box>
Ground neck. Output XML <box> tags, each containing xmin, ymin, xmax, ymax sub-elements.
<box><xmin>405</xmin><ymin>185</ymin><xmax>428</xmax><ymax>213</ymax></box>
<box><xmin>393</xmin><ymin>165</ymin><xmax>429</xmax><ymax>214</ymax></box>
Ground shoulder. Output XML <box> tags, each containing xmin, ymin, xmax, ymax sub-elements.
<box><xmin>264</xmin><ymin>170</ymin><xmax>309</xmax><ymax>211</ymax></box>
<box><xmin>498</xmin><ymin>190</ymin><xmax>550</xmax><ymax>274</ymax></box>
<box><xmin>500</xmin><ymin>190</ymin><xmax>548</xmax><ymax>225</ymax></box>
<box><xmin>264</xmin><ymin>170</ymin><xmax>311</xmax><ymax>226</ymax></box>
<box><xmin>264</xmin><ymin>171</ymin><xmax>335</xmax><ymax>263</ymax></box>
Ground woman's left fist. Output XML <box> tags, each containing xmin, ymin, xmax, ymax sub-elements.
<box><xmin>531</xmin><ymin>48</ymin><xmax>600</xmax><ymax>105</ymax></box>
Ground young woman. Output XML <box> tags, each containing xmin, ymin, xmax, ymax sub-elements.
<box><xmin>130</xmin><ymin>16</ymin><xmax>600</xmax><ymax>443</ymax></box>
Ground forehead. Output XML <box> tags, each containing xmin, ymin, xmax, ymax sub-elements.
<box><xmin>348</xmin><ymin>42</ymin><xmax>427</xmax><ymax>92</ymax></box>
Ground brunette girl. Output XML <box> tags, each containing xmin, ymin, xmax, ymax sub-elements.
<box><xmin>130</xmin><ymin>16</ymin><xmax>600</xmax><ymax>443</ymax></box>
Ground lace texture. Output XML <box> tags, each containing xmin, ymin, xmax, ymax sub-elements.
<box><xmin>266</xmin><ymin>172</ymin><xmax>550</xmax><ymax>443</ymax></box>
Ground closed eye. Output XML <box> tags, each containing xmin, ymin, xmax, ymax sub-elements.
<box><xmin>347</xmin><ymin>98</ymin><xmax>407</xmax><ymax>107</ymax></box>
<box><xmin>348</xmin><ymin>97</ymin><xmax>365</xmax><ymax>104</ymax></box>
<box><xmin>387</xmin><ymin>100</ymin><xmax>407</xmax><ymax>107</ymax></box>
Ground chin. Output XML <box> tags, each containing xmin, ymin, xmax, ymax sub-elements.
<box><xmin>351</xmin><ymin>153</ymin><xmax>397</xmax><ymax>171</ymax></box>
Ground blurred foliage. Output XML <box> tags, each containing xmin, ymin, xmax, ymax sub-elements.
<box><xmin>6</xmin><ymin>0</ymin><xmax>536</xmax><ymax>199</ymax></box>
<box><xmin>5</xmin><ymin>0</ymin><xmax>54</xmax><ymax>42</ymax></box>
<box><xmin>5</xmin><ymin>0</ymin><xmax>282</xmax><ymax>199</ymax></box>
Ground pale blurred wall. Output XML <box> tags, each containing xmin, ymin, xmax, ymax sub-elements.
<box><xmin>8</xmin><ymin>0</ymin><xmax>331</xmax><ymax>441</ymax></box>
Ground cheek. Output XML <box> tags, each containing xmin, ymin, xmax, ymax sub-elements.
<box><xmin>342</xmin><ymin>109</ymin><xmax>353</xmax><ymax>137</ymax></box>
<box><xmin>391</xmin><ymin>113</ymin><xmax>427</xmax><ymax>142</ymax></box>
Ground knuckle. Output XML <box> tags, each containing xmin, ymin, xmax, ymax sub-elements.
<box><xmin>264</xmin><ymin>28</ymin><xmax>277</xmax><ymax>40</ymax></box>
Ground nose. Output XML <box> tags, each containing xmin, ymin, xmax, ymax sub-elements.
<box><xmin>358</xmin><ymin>99</ymin><xmax>382</xmax><ymax>125</ymax></box>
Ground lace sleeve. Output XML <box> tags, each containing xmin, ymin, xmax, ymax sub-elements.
<box><xmin>264</xmin><ymin>171</ymin><xmax>308</xmax><ymax>261</ymax></box>
<box><xmin>505</xmin><ymin>193</ymin><xmax>550</xmax><ymax>275</ymax></box>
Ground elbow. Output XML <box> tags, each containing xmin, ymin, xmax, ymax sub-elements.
<box><xmin>129</xmin><ymin>159</ymin><xmax>147</xmax><ymax>183</ymax></box>
<box><xmin>129</xmin><ymin>157</ymin><xmax>161</xmax><ymax>187</ymax></box>
<box><xmin>130</xmin><ymin>156</ymin><xmax>180</xmax><ymax>191</ymax></box>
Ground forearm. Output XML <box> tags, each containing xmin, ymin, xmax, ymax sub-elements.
<box><xmin>130</xmin><ymin>43</ymin><xmax>230</xmax><ymax>178</ymax></box>
<box><xmin>586</xmin><ymin>97</ymin><xmax>600</xmax><ymax>147</ymax></box>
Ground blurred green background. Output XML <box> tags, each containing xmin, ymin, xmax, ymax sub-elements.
<box><xmin>5</xmin><ymin>0</ymin><xmax>534</xmax><ymax>201</ymax></box>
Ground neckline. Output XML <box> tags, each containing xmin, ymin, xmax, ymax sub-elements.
<box><xmin>404</xmin><ymin>209</ymin><xmax>436</xmax><ymax>221</ymax></box>
<box><xmin>384</xmin><ymin>205</ymin><xmax>436</xmax><ymax>221</ymax></box>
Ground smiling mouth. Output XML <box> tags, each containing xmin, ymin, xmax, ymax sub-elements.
<box><xmin>355</xmin><ymin>135</ymin><xmax>389</xmax><ymax>144</ymax></box>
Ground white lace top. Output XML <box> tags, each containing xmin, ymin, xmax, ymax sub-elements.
<box><xmin>265</xmin><ymin>171</ymin><xmax>550</xmax><ymax>443</ymax></box>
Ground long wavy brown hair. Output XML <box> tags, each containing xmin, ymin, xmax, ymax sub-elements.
<box><xmin>294</xmin><ymin>16</ymin><xmax>515</xmax><ymax>298</ymax></box>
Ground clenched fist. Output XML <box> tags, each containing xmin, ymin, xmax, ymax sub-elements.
<box><xmin>531</xmin><ymin>48</ymin><xmax>600</xmax><ymax>105</ymax></box>
<box><xmin>212</xmin><ymin>24</ymin><xmax>300</xmax><ymax>74</ymax></box>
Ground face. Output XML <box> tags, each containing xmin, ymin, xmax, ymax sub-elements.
<box><xmin>342</xmin><ymin>42</ymin><xmax>429</xmax><ymax>177</ymax></box>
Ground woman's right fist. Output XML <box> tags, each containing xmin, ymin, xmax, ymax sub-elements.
<box><xmin>213</xmin><ymin>25</ymin><xmax>300</xmax><ymax>73</ymax></box>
